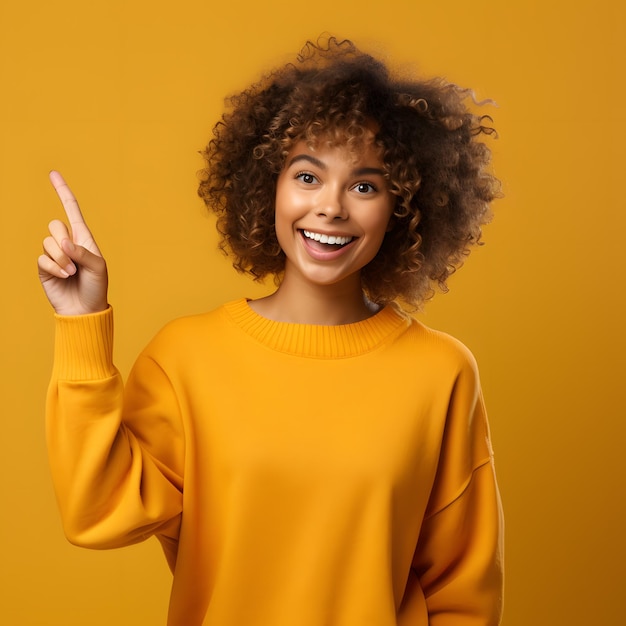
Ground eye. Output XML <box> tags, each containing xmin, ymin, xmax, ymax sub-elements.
<box><xmin>295</xmin><ymin>171</ymin><xmax>318</xmax><ymax>185</ymax></box>
<box><xmin>353</xmin><ymin>182</ymin><xmax>377</xmax><ymax>194</ymax></box>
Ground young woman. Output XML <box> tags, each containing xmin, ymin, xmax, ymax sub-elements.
<box><xmin>38</xmin><ymin>38</ymin><xmax>504</xmax><ymax>625</ymax></box>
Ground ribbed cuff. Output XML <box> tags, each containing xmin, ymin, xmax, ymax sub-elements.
<box><xmin>52</xmin><ymin>307</ymin><xmax>115</xmax><ymax>380</ymax></box>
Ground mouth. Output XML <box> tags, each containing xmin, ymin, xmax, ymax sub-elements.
<box><xmin>300</xmin><ymin>229</ymin><xmax>356</xmax><ymax>251</ymax></box>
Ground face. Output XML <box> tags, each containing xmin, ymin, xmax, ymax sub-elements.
<box><xmin>274</xmin><ymin>134</ymin><xmax>395</xmax><ymax>292</ymax></box>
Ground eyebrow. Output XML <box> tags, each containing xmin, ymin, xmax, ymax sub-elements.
<box><xmin>286</xmin><ymin>154</ymin><xmax>386</xmax><ymax>178</ymax></box>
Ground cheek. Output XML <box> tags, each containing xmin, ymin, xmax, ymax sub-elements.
<box><xmin>275</xmin><ymin>185</ymin><xmax>310</xmax><ymax>234</ymax></box>
<box><xmin>274</xmin><ymin>184</ymin><xmax>289</xmax><ymax>230</ymax></box>
<box><xmin>273</xmin><ymin>190</ymin><xmax>300</xmax><ymax>252</ymax></box>
<box><xmin>274</xmin><ymin>200</ymin><xmax>294</xmax><ymax>238</ymax></box>
<box><xmin>361</xmin><ymin>210</ymin><xmax>395</xmax><ymax>260</ymax></box>
<box><xmin>368</xmin><ymin>211</ymin><xmax>394</xmax><ymax>241</ymax></box>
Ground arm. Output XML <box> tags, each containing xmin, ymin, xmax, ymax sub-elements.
<box><xmin>412</xmin><ymin>362</ymin><xmax>504</xmax><ymax>625</ymax></box>
<box><xmin>39</xmin><ymin>173</ymin><xmax>183</xmax><ymax>549</ymax></box>
<box><xmin>47</xmin><ymin>309</ymin><xmax>184</xmax><ymax>549</ymax></box>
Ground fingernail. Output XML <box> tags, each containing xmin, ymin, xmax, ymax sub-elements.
<box><xmin>65</xmin><ymin>263</ymin><xmax>77</xmax><ymax>276</ymax></box>
<box><xmin>59</xmin><ymin>269</ymin><xmax>70</xmax><ymax>278</ymax></box>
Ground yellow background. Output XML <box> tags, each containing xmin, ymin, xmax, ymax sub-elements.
<box><xmin>1</xmin><ymin>0</ymin><xmax>624</xmax><ymax>624</ymax></box>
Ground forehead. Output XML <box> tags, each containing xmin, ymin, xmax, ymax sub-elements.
<box><xmin>283</xmin><ymin>137</ymin><xmax>385</xmax><ymax>173</ymax></box>
<box><xmin>284</xmin><ymin>123</ymin><xmax>384</xmax><ymax>167</ymax></box>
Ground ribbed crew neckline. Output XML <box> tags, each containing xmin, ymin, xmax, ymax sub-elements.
<box><xmin>223</xmin><ymin>298</ymin><xmax>410</xmax><ymax>359</ymax></box>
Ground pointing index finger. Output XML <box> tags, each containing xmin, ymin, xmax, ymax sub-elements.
<box><xmin>49</xmin><ymin>170</ymin><xmax>87</xmax><ymax>228</ymax></box>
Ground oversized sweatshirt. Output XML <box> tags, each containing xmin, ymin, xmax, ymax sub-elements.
<box><xmin>47</xmin><ymin>298</ymin><xmax>504</xmax><ymax>625</ymax></box>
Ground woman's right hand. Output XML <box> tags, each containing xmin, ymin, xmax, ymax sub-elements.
<box><xmin>38</xmin><ymin>171</ymin><xmax>109</xmax><ymax>316</ymax></box>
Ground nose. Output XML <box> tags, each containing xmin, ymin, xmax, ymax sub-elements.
<box><xmin>315</xmin><ymin>186</ymin><xmax>347</xmax><ymax>220</ymax></box>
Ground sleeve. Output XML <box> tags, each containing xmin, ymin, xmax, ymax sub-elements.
<box><xmin>411</xmin><ymin>355</ymin><xmax>504</xmax><ymax>625</ymax></box>
<box><xmin>45</xmin><ymin>307</ymin><xmax>184</xmax><ymax>551</ymax></box>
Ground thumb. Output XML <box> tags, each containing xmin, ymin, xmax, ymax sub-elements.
<box><xmin>61</xmin><ymin>238</ymin><xmax>106</xmax><ymax>274</ymax></box>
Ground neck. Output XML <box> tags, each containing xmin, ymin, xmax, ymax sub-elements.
<box><xmin>250</xmin><ymin>271</ymin><xmax>379</xmax><ymax>326</ymax></box>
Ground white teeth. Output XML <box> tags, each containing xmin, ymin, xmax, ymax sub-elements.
<box><xmin>303</xmin><ymin>230</ymin><xmax>353</xmax><ymax>246</ymax></box>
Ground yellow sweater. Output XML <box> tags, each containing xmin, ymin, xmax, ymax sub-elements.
<box><xmin>47</xmin><ymin>299</ymin><xmax>503</xmax><ymax>625</ymax></box>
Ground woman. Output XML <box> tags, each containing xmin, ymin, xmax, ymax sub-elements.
<box><xmin>38</xmin><ymin>37</ymin><xmax>504</xmax><ymax>625</ymax></box>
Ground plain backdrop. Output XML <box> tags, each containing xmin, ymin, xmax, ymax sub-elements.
<box><xmin>1</xmin><ymin>0</ymin><xmax>624</xmax><ymax>624</ymax></box>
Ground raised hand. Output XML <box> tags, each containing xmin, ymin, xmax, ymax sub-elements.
<box><xmin>38</xmin><ymin>171</ymin><xmax>109</xmax><ymax>316</ymax></box>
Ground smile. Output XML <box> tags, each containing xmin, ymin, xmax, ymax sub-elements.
<box><xmin>302</xmin><ymin>230</ymin><xmax>354</xmax><ymax>246</ymax></box>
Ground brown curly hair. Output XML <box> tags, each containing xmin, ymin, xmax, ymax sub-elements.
<box><xmin>198</xmin><ymin>37</ymin><xmax>500</xmax><ymax>307</ymax></box>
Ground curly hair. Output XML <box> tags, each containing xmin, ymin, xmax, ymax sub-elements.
<box><xmin>198</xmin><ymin>36</ymin><xmax>500</xmax><ymax>307</ymax></box>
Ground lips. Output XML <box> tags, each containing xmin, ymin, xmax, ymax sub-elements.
<box><xmin>302</xmin><ymin>229</ymin><xmax>354</xmax><ymax>246</ymax></box>
<box><xmin>301</xmin><ymin>229</ymin><xmax>355</xmax><ymax>252</ymax></box>
<box><xmin>298</xmin><ymin>229</ymin><xmax>358</xmax><ymax>261</ymax></box>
